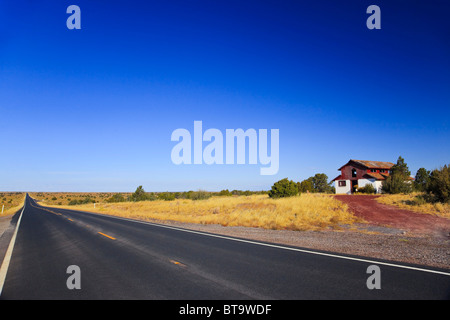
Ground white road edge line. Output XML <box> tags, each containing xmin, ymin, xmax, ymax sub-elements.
<box><xmin>0</xmin><ymin>200</ymin><xmax>26</xmax><ymax>296</ymax></box>
<box><xmin>68</xmin><ymin>208</ymin><xmax>450</xmax><ymax>277</ymax></box>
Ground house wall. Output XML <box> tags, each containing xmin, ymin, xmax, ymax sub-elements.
<box><xmin>357</xmin><ymin>178</ymin><xmax>374</xmax><ymax>188</ymax></box>
<box><xmin>335</xmin><ymin>180</ymin><xmax>351</xmax><ymax>194</ymax></box>
<box><xmin>374</xmin><ymin>180</ymin><xmax>383</xmax><ymax>193</ymax></box>
<box><xmin>357</xmin><ymin>178</ymin><xmax>383</xmax><ymax>193</ymax></box>
<box><xmin>340</xmin><ymin>162</ymin><xmax>367</xmax><ymax>180</ymax></box>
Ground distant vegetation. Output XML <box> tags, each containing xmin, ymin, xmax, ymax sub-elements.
<box><xmin>381</xmin><ymin>156</ymin><xmax>450</xmax><ymax>204</ymax></box>
<box><xmin>0</xmin><ymin>192</ymin><xmax>25</xmax><ymax>216</ymax></box>
<box><xmin>102</xmin><ymin>186</ymin><xmax>268</xmax><ymax>204</ymax></box>
<box><xmin>374</xmin><ymin>156</ymin><xmax>449</xmax><ymax>218</ymax></box>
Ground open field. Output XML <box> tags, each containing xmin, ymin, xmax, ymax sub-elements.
<box><xmin>30</xmin><ymin>192</ymin><xmax>119</xmax><ymax>206</ymax></box>
<box><xmin>376</xmin><ymin>193</ymin><xmax>450</xmax><ymax>219</ymax></box>
<box><xmin>37</xmin><ymin>193</ymin><xmax>360</xmax><ymax>231</ymax></box>
<box><xmin>0</xmin><ymin>192</ymin><xmax>25</xmax><ymax>216</ymax></box>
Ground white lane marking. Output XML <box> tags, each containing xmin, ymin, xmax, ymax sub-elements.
<box><xmin>61</xmin><ymin>208</ymin><xmax>450</xmax><ymax>277</ymax></box>
<box><xmin>0</xmin><ymin>201</ymin><xmax>26</xmax><ymax>296</ymax></box>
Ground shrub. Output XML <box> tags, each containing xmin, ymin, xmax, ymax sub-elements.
<box><xmin>359</xmin><ymin>184</ymin><xmax>376</xmax><ymax>194</ymax></box>
<box><xmin>107</xmin><ymin>193</ymin><xmax>126</xmax><ymax>203</ymax></box>
<box><xmin>217</xmin><ymin>189</ymin><xmax>232</xmax><ymax>197</ymax></box>
<box><xmin>189</xmin><ymin>190</ymin><xmax>211</xmax><ymax>200</ymax></box>
<box><xmin>130</xmin><ymin>186</ymin><xmax>149</xmax><ymax>202</ymax></box>
<box><xmin>268</xmin><ymin>178</ymin><xmax>299</xmax><ymax>198</ymax></box>
<box><xmin>158</xmin><ymin>192</ymin><xmax>176</xmax><ymax>201</ymax></box>
<box><xmin>69</xmin><ymin>197</ymin><xmax>95</xmax><ymax>205</ymax></box>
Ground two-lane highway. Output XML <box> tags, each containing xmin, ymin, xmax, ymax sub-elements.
<box><xmin>0</xmin><ymin>194</ymin><xmax>449</xmax><ymax>299</ymax></box>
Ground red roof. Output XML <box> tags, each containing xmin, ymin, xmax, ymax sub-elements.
<box><xmin>338</xmin><ymin>159</ymin><xmax>394</xmax><ymax>170</ymax></box>
<box><xmin>364</xmin><ymin>172</ymin><xmax>389</xmax><ymax>180</ymax></box>
<box><xmin>331</xmin><ymin>175</ymin><xmax>342</xmax><ymax>182</ymax></box>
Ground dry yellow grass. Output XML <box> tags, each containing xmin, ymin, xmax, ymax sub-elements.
<box><xmin>376</xmin><ymin>193</ymin><xmax>450</xmax><ymax>219</ymax></box>
<box><xmin>42</xmin><ymin>194</ymin><xmax>358</xmax><ymax>231</ymax></box>
<box><xmin>0</xmin><ymin>192</ymin><xmax>25</xmax><ymax>216</ymax></box>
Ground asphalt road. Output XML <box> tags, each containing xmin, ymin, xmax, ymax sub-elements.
<box><xmin>0</xmin><ymin>194</ymin><xmax>449</xmax><ymax>300</ymax></box>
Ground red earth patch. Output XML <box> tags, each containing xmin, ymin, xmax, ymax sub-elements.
<box><xmin>334</xmin><ymin>195</ymin><xmax>450</xmax><ymax>238</ymax></box>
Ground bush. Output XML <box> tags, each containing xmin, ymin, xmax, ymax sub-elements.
<box><xmin>158</xmin><ymin>192</ymin><xmax>176</xmax><ymax>201</ymax></box>
<box><xmin>107</xmin><ymin>193</ymin><xmax>126</xmax><ymax>203</ymax></box>
<box><xmin>130</xmin><ymin>186</ymin><xmax>149</xmax><ymax>202</ymax></box>
<box><xmin>68</xmin><ymin>197</ymin><xmax>95</xmax><ymax>205</ymax></box>
<box><xmin>268</xmin><ymin>178</ymin><xmax>299</xmax><ymax>198</ymax></box>
<box><xmin>217</xmin><ymin>189</ymin><xmax>232</xmax><ymax>196</ymax></box>
<box><xmin>189</xmin><ymin>190</ymin><xmax>211</xmax><ymax>200</ymax></box>
<box><xmin>358</xmin><ymin>184</ymin><xmax>376</xmax><ymax>194</ymax></box>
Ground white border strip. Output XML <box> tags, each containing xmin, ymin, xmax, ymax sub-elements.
<box><xmin>67</xmin><ymin>207</ymin><xmax>450</xmax><ymax>277</ymax></box>
<box><xmin>0</xmin><ymin>201</ymin><xmax>26</xmax><ymax>296</ymax></box>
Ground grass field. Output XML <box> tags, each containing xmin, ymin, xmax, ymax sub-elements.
<box><xmin>30</xmin><ymin>192</ymin><xmax>118</xmax><ymax>206</ymax></box>
<box><xmin>38</xmin><ymin>193</ymin><xmax>359</xmax><ymax>231</ymax></box>
<box><xmin>376</xmin><ymin>193</ymin><xmax>450</xmax><ymax>219</ymax></box>
<box><xmin>0</xmin><ymin>192</ymin><xmax>25</xmax><ymax>216</ymax></box>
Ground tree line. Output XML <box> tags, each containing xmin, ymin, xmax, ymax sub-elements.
<box><xmin>102</xmin><ymin>186</ymin><xmax>268</xmax><ymax>204</ymax></box>
<box><xmin>382</xmin><ymin>156</ymin><xmax>449</xmax><ymax>203</ymax></box>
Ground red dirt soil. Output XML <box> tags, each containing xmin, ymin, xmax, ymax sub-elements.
<box><xmin>335</xmin><ymin>195</ymin><xmax>450</xmax><ymax>238</ymax></box>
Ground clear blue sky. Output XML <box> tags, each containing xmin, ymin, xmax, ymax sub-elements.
<box><xmin>1</xmin><ymin>1</ymin><xmax>449</xmax><ymax>192</ymax></box>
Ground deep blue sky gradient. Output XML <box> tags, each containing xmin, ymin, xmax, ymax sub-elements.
<box><xmin>1</xmin><ymin>0</ymin><xmax>449</xmax><ymax>191</ymax></box>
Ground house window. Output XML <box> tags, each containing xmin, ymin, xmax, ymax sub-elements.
<box><xmin>352</xmin><ymin>169</ymin><xmax>357</xmax><ymax>177</ymax></box>
<box><xmin>380</xmin><ymin>169</ymin><xmax>386</xmax><ymax>173</ymax></box>
<box><xmin>338</xmin><ymin>181</ymin><xmax>346</xmax><ymax>187</ymax></box>
<box><xmin>371</xmin><ymin>169</ymin><xmax>377</xmax><ymax>173</ymax></box>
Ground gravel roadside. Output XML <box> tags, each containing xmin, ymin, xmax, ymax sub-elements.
<box><xmin>0</xmin><ymin>214</ymin><xmax>14</xmax><ymax>239</ymax></box>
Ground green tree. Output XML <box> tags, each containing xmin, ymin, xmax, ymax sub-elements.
<box><xmin>131</xmin><ymin>185</ymin><xmax>149</xmax><ymax>202</ymax></box>
<box><xmin>310</xmin><ymin>173</ymin><xmax>333</xmax><ymax>193</ymax></box>
<box><xmin>297</xmin><ymin>179</ymin><xmax>313</xmax><ymax>193</ymax></box>
<box><xmin>414</xmin><ymin>168</ymin><xmax>431</xmax><ymax>192</ymax></box>
<box><xmin>391</xmin><ymin>156</ymin><xmax>411</xmax><ymax>177</ymax></box>
<box><xmin>382</xmin><ymin>156</ymin><xmax>412</xmax><ymax>194</ymax></box>
<box><xmin>268</xmin><ymin>178</ymin><xmax>299</xmax><ymax>198</ymax></box>
<box><xmin>427</xmin><ymin>165</ymin><xmax>450</xmax><ymax>203</ymax></box>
